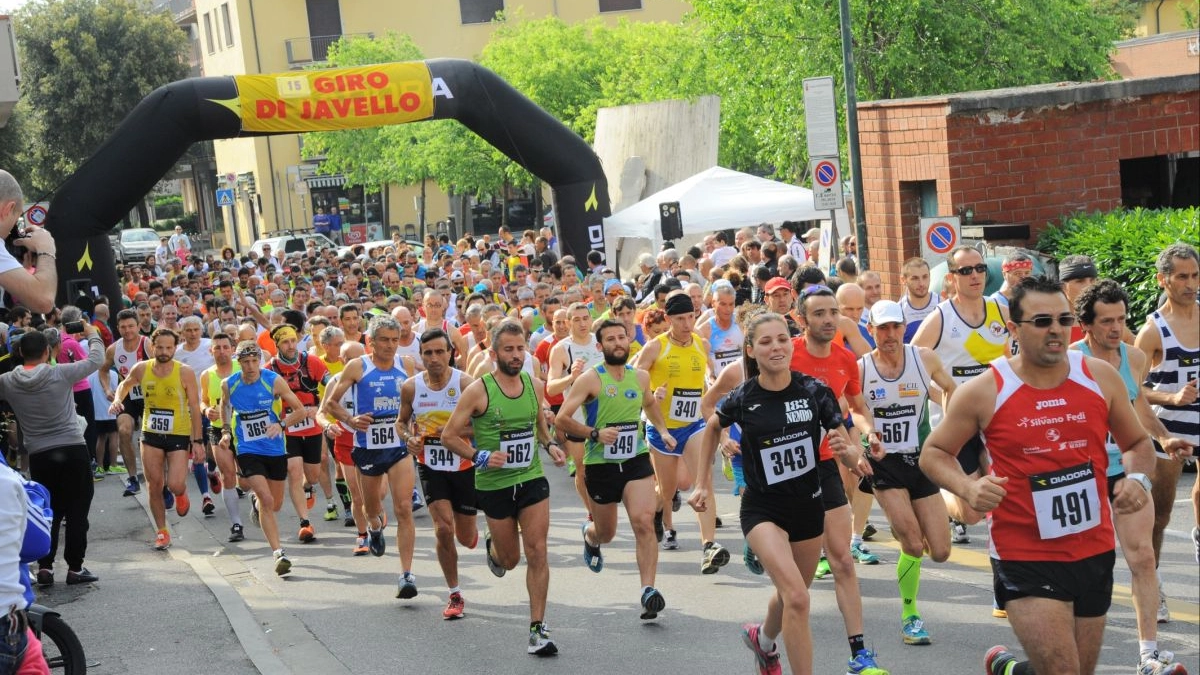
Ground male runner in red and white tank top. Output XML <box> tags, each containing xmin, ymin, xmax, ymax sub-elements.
<box><xmin>921</xmin><ymin>276</ymin><xmax>1157</xmax><ymax>675</ymax></box>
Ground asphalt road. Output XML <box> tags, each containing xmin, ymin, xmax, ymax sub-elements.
<box><xmin>47</xmin><ymin>462</ymin><xmax>1200</xmax><ymax>674</ymax></box>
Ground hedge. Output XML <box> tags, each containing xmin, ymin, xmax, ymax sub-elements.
<box><xmin>1036</xmin><ymin>207</ymin><xmax>1199</xmax><ymax>326</ymax></box>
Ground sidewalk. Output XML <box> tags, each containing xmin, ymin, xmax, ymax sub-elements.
<box><xmin>31</xmin><ymin>471</ymin><xmax>257</xmax><ymax>675</ymax></box>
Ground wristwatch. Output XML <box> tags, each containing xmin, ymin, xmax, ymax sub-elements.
<box><xmin>588</xmin><ymin>428</ymin><xmax>599</xmax><ymax>442</ymax></box>
<box><xmin>192</xmin><ymin>438</ymin><xmax>205</xmax><ymax>444</ymax></box>
<box><xmin>1125</xmin><ymin>472</ymin><xmax>1152</xmax><ymax>494</ymax></box>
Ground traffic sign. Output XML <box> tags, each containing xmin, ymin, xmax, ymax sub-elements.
<box><xmin>25</xmin><ymin>204</ymin><xmax>47</xmax><ymax>226</ymax></box>
<box><xmin>216</xmin><ymin>188</ymin><xmax>235</xmax><ymax>207</ymax></box>
<box><xmin>803</xmin><ymin>76</ymin><xmax>840</xmax><ymax>159</ymax></box>
<box><xmin>809</xmin><ymin>156</ymin><xmax>845</xmax><ymax>210</ymax></box>
<box><xmin>919</xmin><ymin>216</ymin><xmax>961</xmax><ymax>267</ymax></box>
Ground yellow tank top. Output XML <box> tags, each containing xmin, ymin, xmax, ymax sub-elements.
<box><xmin>648</xmin><ymin>332</ymin><xmax>707</xmax><ymax>429</ymax></box>
<box><xmin>142</xmin><ymin>360</ymin><xmax>192</xmax><ymax>436</ymax></box>
<box><xmin>202</xmin><ymin>364</ymin><xmax>240</xmax><ymax>429</ymax></box>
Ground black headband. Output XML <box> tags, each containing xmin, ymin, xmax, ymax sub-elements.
<box><xmin>664</xmin><ymin>294</ymin><xmax>694</xmax><ymax>316</ymax></box>
<box><xmin>1058</xmin><ymin>259</ymin><xmax>1097</xmax><ymax>282</ymax></box>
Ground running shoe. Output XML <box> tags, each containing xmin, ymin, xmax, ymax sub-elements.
<box><xmin>107</xmin><ymin>465</ymin><xmax>127</xmax><ymax>474</ymax></box>
<box><xmin>485</xmin><ymin>531</ymin><xmax>506</xmax><ymax>578</ymax></box>
<box><xmin>653</xmin><ymin>509</ymin><xmax>664</xmax><ymax>543</ymax></box>
<box><xmin>396</xmin><ymin>572</ymin><xmax>418</xmax><ymax>599</ymax></box>
<box><xmin>274</xmin><ymin>551</ymin><xmax>292</xmax><ymax>576</ymax></box>
<box><xmin>640</xmin><ymin>587</ymin><xmax>666</xmax><ymax>620</ymax></box>
<box><xmin>528</xmin><ymin>622</ymin><xmax>557</xmax><ymax>656</ymax></box>
<box><xmin>154</xmin><ymin>529</ymin><xmax>171</xmax><ymax>550</ymax></box>
<box><xmin>65</xmin><ymin>568</ymin><xmax>98</xmax><ymax>585</ymax></box>
<box><xmin>743</xmin><ymin>541</ymin><xmax>764</xmax><ymax>575</ymax></box>
<box><xmin>175</xmin><ymin>490</ymin><xmax>190</xmax><ymax>517</ymax></box>
<box><xmin>951</xmin><ymin>519</ymin><xmax>970</xmax><ymax>544</ymax></box>
<box><xmin>740</xmin><ymin>623</ymin><xmax>782</xmax><ymax>675</ymax></box>
<box><xmin>862</xmin><ymin>521</ymin><xmax>878</xmax><ymax>541</ymax></box>
<box><xmin>163</xmin><ymin>486</ymin><xmax>175</xmax><ymax>511</ymax></box>
<box><xmin>411</xmin><ymin>488</ymin><xmax>424</xmax><ymax>512</ymax></box>
<box><xmin>228</xmin><ymin>524</ymin><xmax>244</xmax><ymax>542</ymax></box>
<box><xmin>209</xmin><ymin>470</ymin><xmax>222</xmax><ymax>494</ymax></box>
<box><xmin>367</xmin><ymin>525</ymin><xmax>385</xmax><ymax>557</ymax></box>
<box><xmin>250</xmin><ymin>493</ymin><xmax>260</xmax><ymax>527</ymax></box>
<box><xmin>352</xmin><ymin>536</ymin><xmax>369</xmax><ymax>556</ymax></box>
<box><xmin>814</xmin><ymin>556</ymin><xmax>832</xmax><ymax>580</ymax></box>
<box><xmin>1193</xmin><ymin>526</ymin><xmax>1199</xmax><ymax>564</ymax></box>
<box><xmin>93</xmin><ymin>466</ymin><xmax>106</xmax><ymax>482</ymax></box>
<box><xmin>344</xmin><ymin>514</ymin><xmax>355</xmax><ymax>527</ymax></box>
<box><xmin>722</xmin><ymin>455</ymin><xmax>733</xmax><ymax>481</ymax></box>
<box><xmin>701</xmin><ymin>541</ymin><xmax>730</xmax><ymax>574</ymax></box>
<box><xmin>851</xmin><ymin>542</ymin><xmax>880</xmax><ymax>565</ymax></box>
<box><xmin>443</xmin><ymin>592</ymin><xmax>465</xmax><ymax>620</ymax></box>
<box><xmin>671</xmin><ymin>489</ymin><xmax>681</xmax><ymax>512</ymax></box>
<box><xmin>984</xmin><ymin>645</ymin><xmax>1017</xmax><ymax>675</ymax></box>
<box><xmin>566</xmin><ymin>456</ymin><xmax>576</xmax><ymax>477</ymax></box>
<box><xmin>991</xmin><ymin>598</ymin><xmax>1007</xmax><ymax>619</ymax></box>
<box><xmin>662</xmin><ymin>529</ymin><xmax>678</xmax><ymax>551</ymax></box>
<box><xmin>847</xmin><ymin>648</ymin><xmax>888</xmax><ymax>674</ymax></box>
<box><xmin>304</xmin><ymin>483</ymin><xmax>315</xmax><ymax>510</ymax></box>
<box><xmin>122</xmin><ymin>477</ymin><xmax>140</xmax><ymax>496</ymax></box>
<box><xmin>324</xmin><ymin>504</ymin><xmax>338</xmax><ymax>521</ymax></box>
<box><xmin>1139</xmin><ymin>650</ymin><xmax>1187</xmax><ymax>675</ymax></box>
<box><xmin>298</xmin><ymin>520</ymin><xmax>316</xmax><ymax>543</ymax></box>
<box><xmin>901</xmin><ymin>616</ymin><xmax>931</xmax><ymax>645</ymax></box>
<box><xmin>715</xmin><ymin>516</ymin><xmax>724</xmax><ymax>528</ymax></box>
<box><xmin>581</xmin><ymin>522</ymin><xmax>603</xmax><ymax>573</ymax></box>
<box><xmin>202</xmin><ymin>496</ymin><xmax>215</xmax><ymax>516</ymax></box>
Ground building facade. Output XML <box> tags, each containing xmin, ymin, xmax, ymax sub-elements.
<box><xmin>194</xmin><ymin>0</ymin><xmax>689</xmax><ymax>251</ymax></box>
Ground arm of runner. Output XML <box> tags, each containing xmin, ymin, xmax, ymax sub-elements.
<box><xmin>1133</xmin><ymin>319</ymin><xmax>1181</xmax><ymax>407</ymax></box>
<box><xmin>839</xmin><ymin>317</ymin><xmax>872</xmax><ymax>356</ymax></box>
<box><xmin>395</xmin><ymin>378</ymin><xmax>421</xmax><ymax>455</ymax></box>
<box><xmin>688</xmin><ymin>414</ymin><xmax>723</xmax><ymax>513</ymax></box>
<box><xmin>544</xmin><ymin>342</ymin><xmax>576</xmax><ymax>397</ymax></box>
<box><xmin>320</xmin><ymin>358</ymin><xmax>368</xmax><ymax>430</ymax></box>
<box><xmin>1128</xmin><ymin>345</ymin><xmax>1193</xmax><ymax>459</ymax></box>
<box><xmin>553</xmin><ymin>369</ymin><xmax>601</xmax><ymax>439</ymax></box>
<box><xmin>919</xmin><ymin>347</ymin><xmax>958</xmax><ymax>408</ymax></box>
<box><xmin>441</xmin><ymin>379</ymin><xmax>496</xmax><ymax>465</ymax></box>
<box><xmin>1088</xmin><ymin>355</ymin><xmax>1160</xmax><ymax>514</ymax></box>
<box><xmin>846</xmin><ymin>390</ymin><xmax>884</xmax><ymax>460</ymax></box>
<box><xmin>274</xmin><ymin>377</ymin><xmax>309</xmax><ymax>433</ymax></box>
<box><xmin>181</xmin><ymin>365</ymin><xmax>204</xmax><ymax>461</ymax></box>
<box><xmin>700</xmin><ymin>360</ymin><xmax>739</xmax><ymax>422</ymax></box>
<box><xmin>629</xmin><ymin>335</ymin><xmax>659</xmax><ymax>372</ymax></box>
<box><xmin>639</xmin><ymin>369</ymin><xmax>674</xmax><ymax>449</ymax></box>
<box><xmin>910</xmin><ymin>308</ymin><xmax>943</xmax><ymax>350</ymax></box>
<box><xmin>108</xmin><ymin>361</ymin><xmax>145</xmax><ymax>415</ymax></box>
<box><xmin>920</xmin><ymin>373</ymin><xmax>1007</xmax><ymax>512</ymax></box>
<box><xmin>99</xmin><ymin>344</ymin><xmax>117</xmax><ymax>401</ymax></box>
<box><xmin>532</xmin><ymin>376</ymin><xmax>565</xmax><ymax>466</ymax></box>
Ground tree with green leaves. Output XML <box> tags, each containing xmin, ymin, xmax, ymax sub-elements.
<box><xmin>14</xmin><ymin>0</ymin><xmax>189</xmax><ymax>200</ymax></box>
<box><xmin>689</xmin><ymin>0</ymin><xmax>1139</xmax><ymax>182</ymax></box>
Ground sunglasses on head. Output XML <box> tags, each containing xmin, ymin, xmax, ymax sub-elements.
<box><xmin>799</xmin><ymin>284</ymin><xmax>833</xmax><ymax>298</ymax></box>
<box><xmin>953</xmin><ymin>264</ymin><xmax>989</xmax><ymax>276</ymax></box>
<box><xmin>1014</xmin><ymin>313</ymin><xmax>1077</xmax><ymax>328</ymax></box>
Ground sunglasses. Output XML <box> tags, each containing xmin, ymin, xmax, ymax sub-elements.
<box><xmin>607</xmin><ymin>291</ymin><xmax>624</xmax><ymax>298</ymax></box>
<box><xmin>799</xmin><ymin>284</ymin><xmax>833</xmax><ymax>298</ymax></box>
<box><xmin>1014</xmin><ymin>313</ymin><xmax>1077</xmax><ymax>328</ymax></box>
<box><xmin>953</xmin><ymin>264</ymin><xmax>989</xmax><ymax>276</ymax></box>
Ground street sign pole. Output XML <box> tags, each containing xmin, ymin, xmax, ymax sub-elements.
<box><xmin>838</xmin><ymin>0</ymin><xmax>869</xmax><ymax>271</ymax></box>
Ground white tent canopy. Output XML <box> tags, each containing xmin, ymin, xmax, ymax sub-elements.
<box><xmin>603</xmin><ymin>166</ymin><xmax>834</xmax><ymax>272</ymax></box>
<box><xmin>603</xmin><ymin>166</ymin><xmax>829</xmax><ymax>238</ymax></box>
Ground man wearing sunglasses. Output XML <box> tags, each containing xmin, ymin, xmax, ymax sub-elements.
<box><xmin>912</xmin><ymin>246</ymin><xmax>1010</xmax><ymax>545</ymax></box>
<box><xmin>921</xmin><ymin>275</ymin><xmax>1157</xmax><ymax>675</ymax></box>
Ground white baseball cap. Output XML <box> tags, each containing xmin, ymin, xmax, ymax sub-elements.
<box><xmin>869</xmin><ymin>300</ymin><xmax>905</xmax><ymax>326</ymax></box>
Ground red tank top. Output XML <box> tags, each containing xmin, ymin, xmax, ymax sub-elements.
<box><xmin>790</xmin><ymin>338</ymin><xmax>861</xmax><ymax>461</ymax></box>
<box><xmin>983</xmin><ymin>351</ymin><xmax>1113</xmax><ymax>562</ymax></box>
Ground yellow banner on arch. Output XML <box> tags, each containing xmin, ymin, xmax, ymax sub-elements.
<box><xmin>235</xmin><ymin>63</ymin><xmax>435</xmax><ymax>133</ymax></box>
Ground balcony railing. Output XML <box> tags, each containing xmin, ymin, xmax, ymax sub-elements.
<box><xmin>285</xmin><ymin>33</ymin><xmax>374</xmax><ymax>68</ymax></box>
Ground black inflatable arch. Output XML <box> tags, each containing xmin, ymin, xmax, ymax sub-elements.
<box><xmin>45</xmin><ymin>58</ymin><xmax>610</xmax><ymax>310</ymax></box>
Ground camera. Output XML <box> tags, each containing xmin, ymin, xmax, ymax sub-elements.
<box><xmin>63</xmin><ymin>320</ymin><xmax>86</xmax><ymax>334</ymax></box>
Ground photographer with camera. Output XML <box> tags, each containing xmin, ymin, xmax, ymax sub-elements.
<box><xmin>0</xmin><ymin>170</ymin><xmax>57</xmax><ymax>314</ymax></box>
<box><xmin>0</xmin><ymin>322</ymin><xmax>104</xmax><ymax>586</ymax></box>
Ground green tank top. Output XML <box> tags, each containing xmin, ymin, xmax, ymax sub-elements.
<box><xmin>583</xmin><ymin>364</ymin><xmax>646</xmax><ymax>465</ymax></box>
<box><xmin>474</xmin><ymin>371</ymin><xmax>543</xmax><ymax>491</ymax></box>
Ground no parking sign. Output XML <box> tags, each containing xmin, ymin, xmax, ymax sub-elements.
<box><xmin>919</xmin><ymin>216</ymin><xmax>960</xmax><ymax>268</ymax></box>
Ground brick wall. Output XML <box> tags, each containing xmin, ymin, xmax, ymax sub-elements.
<box><xmin>857</xmin><ymin>77</ymin><xmax>1200</xmax><ymax>297</ymax></box>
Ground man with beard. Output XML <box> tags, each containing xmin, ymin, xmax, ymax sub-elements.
<box><xmin>547</xmin><ymin>303</ymin><xmax>608</xmax><ymax>515</ymax></box>
<box><xmin>174</xmin><ymin>316</ymin><xmax>218</xmax><ymax>517</ymax></box>
<box><xmin>99</xmin><ymin>309</ymin><xmax>150</xmax><ymax>497</ymax></box>
<box><xmin>200</xmin><ymin>332</ymin><xmax>245</xmax><ymax>542</ymax></box>
<box><xmin>851</xmin><ymin>301</ymin><xmax>957</xmax><ymax>646</ymax></box>
<box><xmin>266</xmin><ymin>324</ymin><xmax>333</xmax><ymax>542</ymax></box>
<box><xmin>322</xmin><ymin>317</ymin><xmax>420</xmax><ymax>600</ymax></box>
<box><xmin>109</xmin><ymin>328</ymin><xmax>205</xmax><ymax>550</ymax></box>
<box><xmin>397</xmin><ymin>329</ymin><xmax>479</xmax><ymax>620</ymax></box>
<box><xmin>555</xmin><ymin>320</ymin><xmax>675</xmax><ymax>620</ymax></box>
<box><xmin>898</xmin><ymin>258</ymin><xmax>937</xmax><ymax>344</ymax></box>
<box><xmin>921</xmin><ymin>276</ymin><xmax>1156</xmax><ymax>675</ymax></box>
<box><xmin>442</xmin><ymin>319</ymin><xmax>565</xmax><ymax>656</ymax></box>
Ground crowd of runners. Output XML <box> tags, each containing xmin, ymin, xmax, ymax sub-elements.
<box><xmin>0</xmin><ymin>174</ymin><xmax>1195</xmax><ymax>675</ymax></box>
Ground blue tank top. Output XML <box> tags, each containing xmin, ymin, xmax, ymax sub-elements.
<box><xmin>351</xmin><ymin>355</ymin><xmax>407</xmax><ymax>450</ymax></box>
<box><xmin>1077</xmin><ymin>341</ymin><xmax>1138</xmax><ymax>477</ymax></box>
<box><xmin>228</xmin><ymin>370</ymin><xmax>283</xmax><ymax>457</ymax></box>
